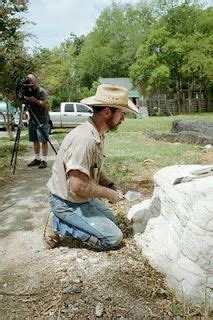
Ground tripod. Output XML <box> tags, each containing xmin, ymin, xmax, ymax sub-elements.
<box><xmin>11</xmin><ymin>104</ymin><xmax>57</xmax><ymax>175</ymax></box>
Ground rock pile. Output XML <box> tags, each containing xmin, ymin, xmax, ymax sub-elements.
<box><xmin>148</xmin><ymin>119</ymin><xmax>213</xmax><ymax>145</ymax></box>
<box><xmin>128</xmin><ymin>165</ymin><xmax>213</xmax><ymax>309</ymax></box>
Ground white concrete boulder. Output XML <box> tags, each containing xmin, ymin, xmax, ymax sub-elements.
<box><xmin>128</xmin><ymin>165</ymin><xmax>213</xmax><ymax>309</ymax></box>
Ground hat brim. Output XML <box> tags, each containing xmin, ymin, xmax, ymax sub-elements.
<box><xmin>81</xmin><ymin>95</ymin><xmax>139</xmax><ymax>114</ymax></box>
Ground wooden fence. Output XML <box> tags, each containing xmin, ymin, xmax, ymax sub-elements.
<box><xmin>145</xmin><ymin>98</ymin><xmax>213</xmax><ymax>116</ymax></box>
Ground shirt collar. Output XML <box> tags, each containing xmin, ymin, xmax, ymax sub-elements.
<box><xmin>87</xmin><ymin>117</ymin><xmax>104</xmax><ymax>143</ymax></box>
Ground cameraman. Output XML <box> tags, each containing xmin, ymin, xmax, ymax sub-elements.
<box><xmin>24</xmin><ymin>74</ymin><xmax>49</xmax><ymax>169</ymax></box>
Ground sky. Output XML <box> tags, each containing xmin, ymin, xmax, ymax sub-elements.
<box><xmin>23</xmin><ymin>0</ymin><xmax>140</xmax><ymax>51</ymax></box>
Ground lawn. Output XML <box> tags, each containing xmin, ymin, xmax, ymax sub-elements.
<box><xmin>0</xmin><ymin>132</ymin><xmax>28</xmax><ymax>187</ymax></box>
<box><xmin>104</xmin><ymin>114</ymin><xmax>212</xmax><ymax>189</ymax></box>
<box><xmin>0</xmin><ymin>113</ymin><xmax>212</xmax><ymax>188</ymax></box>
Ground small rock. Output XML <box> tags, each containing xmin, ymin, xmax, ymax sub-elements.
<box><xmin>62</xmin><ymin>285</ymin><xmax>82</xmax><ymax>294</ymax></box>
<box><xmin>73</xmin><ymin>301</ymin><xmax>80</xmax><ymax>307</ymax></box>
<box><xmin>143</xmin><ymin>158</ymin><xmax>154</xmax><ymax>163</ymax></box>
<box><xmin>95</xmin><ymin>302</ymin><xmax>104</xmax><ymax>317</ymax></box>
<box><xmin>72</xmin><ymin>278</ymin><xmax>82</xmax><ymax>284</ymax></box>
<box><xmin>204</xmin><ymin>144</ymin><xmax>211</xmax><ymax>149</ymax></box>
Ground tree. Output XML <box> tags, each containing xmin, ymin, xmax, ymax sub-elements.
<box><xmin>33</xmin><ymin>38</ymin><xmax>82</xmax><ymax>108</ymax></box>
<box><xmin>0</xmin><ymin>0</ymin><xmax>34</xmax><ymax>137</ymax></box>
<box><xmin>130</xmin><ymin>1</ymin><xmax>212</xmax><ymax>112</ymax></box>
<box><xmin>0</xmin><ymin>0</ymin><xmax>33</xmax><ymax>100</ymax></box>
<box><xmin>76</xmin><ymin>1</ymin><xmax>154</xmax><ymax>88</ymax></box>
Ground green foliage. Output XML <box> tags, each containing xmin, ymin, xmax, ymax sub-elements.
<box><xmin>26</xmin><ymin>0</ymin><xmax>212</xmax><ymax>106</ymax></box>
<box><xmin>33</xmin><ymin>35</ymin><xmax>89</xmax><ymax>107</ymax></box>
<box><xmin>147</xmin><ymin>64</ymin><xmax>170</xmax><ymax>92</ymax></box>
<box><xmin>76</xmin><ymin>1</ymin><xmax>154</xmax><ymax>88</ymax></box>
<box><xmin>172</xmin><ymin>303</ymin><xmax>182</xmax><ymax>316</ymax></box>
<box><xmin>0</xmin><ymin>0</ymin><xmax>35</xmax><ymax>105</ymax></box>
<box><xmin>130</xmin><ymin>2</ymin><xmax>213</xmax><ymax>97</ymax></box>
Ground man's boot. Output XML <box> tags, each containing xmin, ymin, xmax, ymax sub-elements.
<box><xmin>43</xmin><ymin>212</ymin><xmax>60</xmax><ymax>249</ymax></box>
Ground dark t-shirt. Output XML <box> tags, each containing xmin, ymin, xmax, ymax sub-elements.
<box><xmin>28</xmin><ymin>86</ymin><xmax>48</xmax><ymax>124</ymax></box>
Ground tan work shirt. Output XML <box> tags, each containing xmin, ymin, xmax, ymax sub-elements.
<box><xmin>47</xmin><ymin>118</ymin><xmax>104</xmax><ymax>203</ymax></box>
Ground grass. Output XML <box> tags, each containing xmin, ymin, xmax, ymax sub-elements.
<box><xmin>0</xmin><ymin>132</ymin><xmax>28</xmax><ymax>187</ymax></box>
<box><xmin>119</xmin><ymin>112</ymin><xmax>213</xmax><ymax>133</ymax></box>
<box><xmin>0</xmin><ymin>113</ymin><xmax>212</xmax><ymax>188</ymax></box>
<box><xmin>103</xmin><ymin>114</ymin><xmax>213</xmax><ymax>184</ymax></box>
<box><xmin>50</xmin><ymin>128</ymin><xmax>70</xmax><ymax>141</ymax></box>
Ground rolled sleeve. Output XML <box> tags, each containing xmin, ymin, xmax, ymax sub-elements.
<box><xmin>65</xmin><ymin>138</ymin><xmax>95</xmax><ymax>177</ymax></box>
<box><xmin>66</xmin><ymin>164</ymin><xmax>90</xmax><ymax>177</ymax></box>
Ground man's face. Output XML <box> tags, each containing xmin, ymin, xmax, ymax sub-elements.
<box><xmin>27</xmin><ymin>75</ymin><xmax>37</xmax><ymax>88</ymax></box>
<box><xmin>107</xmin><ymin>108</ymin><xmax>126</xmax><ymax>131</ymax></box>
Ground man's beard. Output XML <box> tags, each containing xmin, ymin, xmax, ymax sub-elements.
<box><xmin>107</xmin><ymin>116</ymin><xmax>120</xmax><ymax>131</ymax></box>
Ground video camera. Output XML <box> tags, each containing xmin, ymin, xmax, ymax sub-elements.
<box><xmin>16</xmin><ymin>77</ymin><xmax>35</xmax><ymax>101</ymax></box>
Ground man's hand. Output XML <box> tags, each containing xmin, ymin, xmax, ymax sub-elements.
<box><xmin>24</xmin><ymin>96</ymin><xmax>48</xmax><ymax>108</ymax></box>
<box><xmin>24</xmin><ymin>96</ymin><xmax>37</xmax><ymax>103</ymax></box>
<box><xmin>107</xmin><ymin>189</ymin><xmax>124</xmax><ymax>204</ymax></box>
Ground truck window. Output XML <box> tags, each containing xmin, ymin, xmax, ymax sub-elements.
<box><xmin>65</xmin><ymin>104</ymin><xmax>74</xmax><ymax>112</ymax></box>
<box><xmin>77</xmin><ymin>104</ymin><xmax>91</xmax><ymax>113</ymax></box>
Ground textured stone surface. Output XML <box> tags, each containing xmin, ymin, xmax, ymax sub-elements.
<box><xmin>148</xmin><ymin>119</ymin><xmax>213</xmax><ymax>146</ymax></box>
<box><xmin>128</xmin><ymin>165</ymin><xmax>213</xmax><ymax>309</ymax></box>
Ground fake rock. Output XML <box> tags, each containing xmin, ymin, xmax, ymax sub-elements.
<box><xmin>128</xmin><ymin>165</ymin><xmax>213</xmax><ymax>309</ymax></box>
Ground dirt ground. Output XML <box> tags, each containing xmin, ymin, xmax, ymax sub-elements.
<box><xmin>0</xmin><ymin>138</ymin><xmax>211</xmax><ymax>319</ymax></box>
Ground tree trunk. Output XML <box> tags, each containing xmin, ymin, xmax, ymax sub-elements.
<box><xmin>176</xmin><ymin>80</ymin><xmax>181</xmax><ymax>114</ymax></box>
<box><xmin>188</xmin><ymin>81</ymin><xmax>192</xmax><ymax>113</ymax></box>
<box><xmin>6</xmin><ymin>102</ymin><xmax>14</xmax><ymax>140</ymax></box>
<box><xmin>198</xmin><ymin>84</ymin><xmax>202</xmax><ymax>113</ymax></box>
<box><xmin>179</xmin><ymin>78</ymin><xmax>183</xmax><ymax>113</ymax></box>
<box><xmin>165</xmin><ymin>100</ymin><xmax>172</xmax><ymax>116</ymax></box>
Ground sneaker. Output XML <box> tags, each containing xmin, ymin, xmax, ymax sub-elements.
<box><xmin>28</xmin><ymin>159</ymin><xmax>41</xmax><ymax>167</ymax></box>
<box><xmin>82</xmin><ymin>235</ymin><xmax>102</xmax><ymax>250</ymax></box>
<box><xmin>43</xmin><ymin>213</ymin><xmax>60</xmax><ymax>249</ymax></box>
<box><xmin>38</xmin><ymin>160</ymin><xmax>47</xmax><ymax>169</ymax></box>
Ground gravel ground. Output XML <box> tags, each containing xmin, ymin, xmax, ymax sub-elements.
<box><xmin>0</xmin><ymin>138</ymin><xmax>207</xmax><ymax>319</ymax></box>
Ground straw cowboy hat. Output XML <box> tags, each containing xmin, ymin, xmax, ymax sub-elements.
<box><xmin>81</xmin><ymin>84</ymin><xmax>139</xmax><ymax>114</ymax></box>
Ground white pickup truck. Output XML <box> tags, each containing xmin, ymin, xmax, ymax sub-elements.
<box><xmin>49</xmin><ymin>102</ymin><xmax>93</xmax><ymax>128</ymax></box>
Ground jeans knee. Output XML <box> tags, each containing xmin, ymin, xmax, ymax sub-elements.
<box><xmin>103</xmin><ymin>228</ymin><xmax>123</xmax><ymax>248</ymax></box>
<box><xmin>114</xmin><ymin>229</ymin><xmax>123</xmax><ymax>246</ymax></box>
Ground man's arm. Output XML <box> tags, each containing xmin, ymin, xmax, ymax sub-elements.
<box><xmin>24</xmin><ymin>96</ymin><xmax>48</xmax><ymax>108</ymax></box>
<box><xmin>99</xmin><ymin>170</ymin><xmax>119</xmax><ymax>191</ymax></box>
<box><xmin>68</xmin><ymin>170</ymin><xmax>123</xmax><ymax>204</ymax></box>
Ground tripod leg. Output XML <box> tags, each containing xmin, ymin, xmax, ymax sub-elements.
<box><xmin>11</xmin><ymin>126</ymin><xmax>21</xmax><ymax>175</ymax></box>
<box><xmin>11</xmin><ymin>127</ymin><xmax>19</xmax><ymax>166</ymax></box>
<box><xmin>12</xmin><ymin>133</ymin><xmax>20</xmax><ymax>175</ymax></box>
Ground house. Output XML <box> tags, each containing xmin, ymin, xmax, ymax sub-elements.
<box><xmin>99</xmin><ymin>78</ymin><xmax>149</xmax><ymax>117</ymax></box>
<box><xmin>99</xmin><ymin>78</ymin><xmax>140</xmax><ymax>107</ymax></box>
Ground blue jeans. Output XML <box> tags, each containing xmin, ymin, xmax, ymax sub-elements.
<box><xmin>48</xmin><ymin>193</ymin><xmax>123</xmax><ymax>248</ymax></box>
<box><xmin>29</xmin><ymin>121</ymin><xmax>49</xmax><ymax>143</ymax></box>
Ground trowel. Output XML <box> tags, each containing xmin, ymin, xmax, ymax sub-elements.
<box><xmin>123</xmin><ymin>191</ymin><xmax>142</xmax><ymax>202</ymax></box>
<box><xmin>173</xmin><ymin>165</ymin><xmax>213</xmax><ymax>185</ymax></box>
